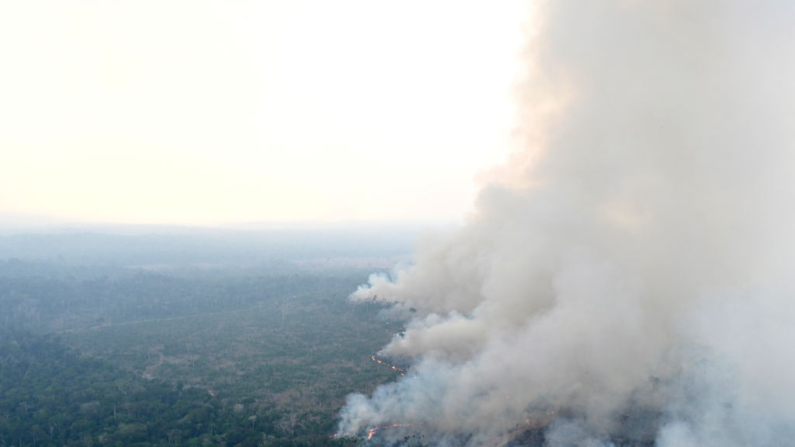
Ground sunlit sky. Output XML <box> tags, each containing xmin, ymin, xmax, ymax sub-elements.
<box><xmin>0</xmin><ymin>1</ymin><xmax>525</xmax><ymax>227</ymax></box>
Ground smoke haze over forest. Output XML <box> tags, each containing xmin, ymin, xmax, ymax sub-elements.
<box><xmin>341</xmin><ymin>1</ymin><xmax>795</xmax><ymax>446</ymax></box>
<box><xmin>3</xmin><ymin>1</ymin><xmax>795</xmax><ymax>446</ymax></box>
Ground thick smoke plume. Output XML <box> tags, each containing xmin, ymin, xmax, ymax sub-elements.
<box><xmin>340</xmin><ymin>1</ymin><xmax>795</xmax><ymax>445</ymax></box>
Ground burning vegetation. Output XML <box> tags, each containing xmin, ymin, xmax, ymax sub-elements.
<box><xmin>337</xmin><ymin>1</ymin><xmax>795</xmax><ymax>446</ymax></box>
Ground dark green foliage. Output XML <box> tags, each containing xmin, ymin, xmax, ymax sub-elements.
<box><xmin>0</xmin><ymin>259</ymin><xmax>400</xmax><ymax>447</ymax></box>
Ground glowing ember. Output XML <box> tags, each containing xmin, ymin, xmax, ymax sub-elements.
<box><xmin>371</xmin><ymin>352</ymin><xmax>405</xmax><ymax>374</ymax></box>
<box><xmin>330</xmin><ymin>357</ymin><xmax>410</xmax><ymax>440</ymax></box>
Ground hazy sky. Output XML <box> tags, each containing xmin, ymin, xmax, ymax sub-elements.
<box><xmin>0</xmin><ymin>1</ymin><xmax>525</xmax><ymax>226</ymax></box>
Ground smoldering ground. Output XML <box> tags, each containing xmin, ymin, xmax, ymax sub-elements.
<box><xmin>339</xmin><ymin>1</ymin><xmax>795</xmax><ymax>446</ymax></box>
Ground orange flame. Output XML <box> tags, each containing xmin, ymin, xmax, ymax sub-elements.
<box><xmin>365</xmin><ymin>424</ymin><xmax>412</xmax><ymax>440</ymax></box>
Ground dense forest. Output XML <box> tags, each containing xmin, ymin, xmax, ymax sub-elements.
<box><xmin>0</xmin><ymin>231</ymin><xmax>415</xmax><ymax>447</ymax></box>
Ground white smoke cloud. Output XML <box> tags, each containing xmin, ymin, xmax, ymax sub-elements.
<box><xmin>340</xmin><ymin>1</ymin><xmax>795</xmax><ymax>445</ymax></box>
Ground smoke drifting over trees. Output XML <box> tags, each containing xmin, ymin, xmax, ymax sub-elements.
<box><xmin>341</xmin><ymin>1</ymin><xmax>795</xmax><ymax>445</ymax></box>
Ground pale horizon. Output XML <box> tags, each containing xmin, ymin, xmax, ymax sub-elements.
<box><xmin>0</xmin><ymin>1</ymin><xmax>527</xmax><ymax>227</ymax></box>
